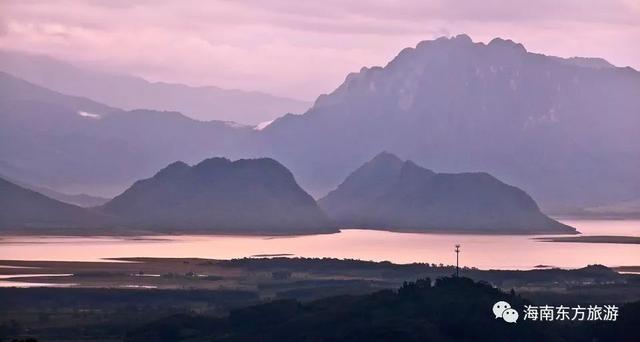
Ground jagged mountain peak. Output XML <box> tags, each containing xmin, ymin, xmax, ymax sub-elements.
<box><xmin>193</xmin><ymin>157</ymin><xmax>233</xmax><ymax>172</ymax></box>
<box><xmin>156</xmin><ymin>161</ymin><xmax>191</xmax><ymax>177</ymax></box>
<box><xmin>487</xmin><ymin>37</ymin><xmax>527</xmax><ymax>53</ymax></box>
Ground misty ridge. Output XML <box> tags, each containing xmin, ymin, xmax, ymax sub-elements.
<box><xmin>0</xmin><ymin>50</ymin><xmax>311</xmax><ymax>125</ymax></box>
<box><xmin>0</xmin><ymin>34</ymin><xmax>639</xmax><ymax>221</ymax></box>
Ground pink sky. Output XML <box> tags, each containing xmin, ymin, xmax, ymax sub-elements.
<box><xmin>1</xmin><ymin>0</ymin><xmax>638</xmax><ymax>100</ymax></box>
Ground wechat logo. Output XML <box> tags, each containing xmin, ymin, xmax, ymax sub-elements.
<box><xmin>493</xmin><ymin>301</ymin><xmax>519</xmax><ymax>323</ymax></box>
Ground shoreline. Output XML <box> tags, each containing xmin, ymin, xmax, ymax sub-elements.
<box><xmin>0</xmin><ymin>222</ymin><xmax>587</xmax><ymax>238</ymax></box>
<box><xmin>535</xmin><ymin>235</ymin><xmax>640</xmax><ymax>244</ymax></box>
<box><xmin>0</xmin><ymin>257</ymin><xmax>637</xmax><ymax>289</ymax></box>
<box><xmin>3</xmin><ymin>215</ymin><xmax>623</xmax><ymax>238</ymax></box>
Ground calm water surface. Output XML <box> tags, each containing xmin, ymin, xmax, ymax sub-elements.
<box><xmin>0</xmin><ymin>219</ymin><xmax>638</xmax><ymax>270</ymax></box>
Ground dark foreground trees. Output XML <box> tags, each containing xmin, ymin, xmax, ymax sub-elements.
<box><xmin>125</xmin><ymin>277</ymin><xmax>640</xmax><ymax>341</ymax></box>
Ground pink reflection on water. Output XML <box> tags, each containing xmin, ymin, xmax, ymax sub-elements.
<box><xmin>0</xmin><ymin>219</ymin><xmax>638</xmax><ymax>270</ymax></box>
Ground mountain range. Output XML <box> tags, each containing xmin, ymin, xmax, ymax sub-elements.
<box><xmin>0</xmin><ymin>50</ymin><xmax>310</xmax><ymax>125</ymax></box>
<box><xmin>1</xmin><ymin>153</ymin><xmax>572</xmax><ymax>234</ymax></box>
<box><xmin>319</xmin><ymin>152</ymin><xmax>575</xmax><ymax>234</ymax></box>
<box><xmin>1</xmin><ymin>35</ymin><xmax>638</xmax><ymax>213</ymax></box>
<box><xmin>0</xmin><ymin>71</ymin><xmax>250</xmax><ymax>196</ymax></box>
<box><xmin>0</xmin><ymin>69</ymin><xmax>116</xmax><ymax>115</ymax></box>
<box><xmin>258</xmin><ymin>35</ymin><xmax>640</xmax><ymax>211</ymax></box>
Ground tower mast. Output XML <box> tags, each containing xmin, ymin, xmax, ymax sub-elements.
<box><xmin>455</xmin><ymin>244</ymin><xmax>461</xmax><ymax>277</ymax></box>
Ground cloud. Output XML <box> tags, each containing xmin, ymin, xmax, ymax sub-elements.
<box><xmin>0</xmin><ymin>0</ymin><xmax>638</xmax><ymax>99</ymax></box>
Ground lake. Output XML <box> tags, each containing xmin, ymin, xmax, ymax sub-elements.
<box><xmin>0</xmin><ymin>219</ymin><xmax>638</xmax><ymax>270</ymax></box>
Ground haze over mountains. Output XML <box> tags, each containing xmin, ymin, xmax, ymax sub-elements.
<box><xmin>0</xmin><ymin>50</ymin><xmax>311</xmax><ymax>125</ymax></box>
<box><xmin>319</xmin><ymin>152</ymin><xmax>575</xmax><ymax>234</ymax></box>
<box><xmin>1</xmin><ymin>35</ymin><xmax>638</xmax><ymax>213</ymax></box>
<box><xmin>0</xmin><ymin>70</ymin><xmax>116</xmax><ymax>116</ymax></box>
<box><xmin>0</xmin><ymin>72</ymin><xmax>249</xmax><ymax>196</ymax></box>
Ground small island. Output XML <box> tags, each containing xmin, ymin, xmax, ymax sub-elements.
<box><xmin>535</xmin><ymin>235</ymin><xmax>640</xmax><ymax>244</ymax></box>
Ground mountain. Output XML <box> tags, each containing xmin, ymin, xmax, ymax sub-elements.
<box><xmin>0</xmin><ymin>174</ymin><xmax>109</xmax><ymax>207</ymax></box>
<box><xmin>99</xmin><ymin>157</ymin><xmax>334</xmax><ymax>234</ymax></box>
<box><xmin>0</xmin><ymin>176</ymin><xmax>105</xmax><ymax>230</ymax></box>
<box><xmin>40</xmin><ymin>190</ymin><xmax>109</xmax><ymax>208</ymax></box>
<box><xmin>0</xmin><ymin>50</ymin><xmax>311</xmax><ymax>125</ymax></box>
<box><xmin>258</xmin><ymin>35</ymin><xmax>640</xmax><ymax>211</ymax></box>
<box><xmin>0</xmin><ymin>71</ymin><xmax>116</xmax><ymax>116</ymax></box>
<box><xmin>318</xmin><ymin>152</ymin><xmax>576</xmax><ymax>234</ymax></box>
<box><xmin>0</xmin><ymin>73</ymin><xmax>251</xmax><ymax>196</ymax></box>
<box><xmin>29</xmin><ymin>189</ymin><xmax>108</xmax><ymax>208</ymax></box>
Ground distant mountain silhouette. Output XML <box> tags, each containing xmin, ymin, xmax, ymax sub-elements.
<box><xmin>100</xmin><ymin>158</ymin><xmax>334</xmax><ymax>234</ymax></box>
<box><xmin>0</xmin><ymin>174</ymin><xmax>109</xmax><ymax>207</ymax></box>
<box><xmin>0</xmin><ymin>176</ymin><xmax>105</xmax><ymax>230</ymax></box>
<box><xmin>33</xmin><ymin>189</ymin><xmax>109</xmax><ymax>208</ymax></box>
<box><xmin>259</xmin><ymin>35</ymin><xmax>640</xmax><ymax>211</ymax></box>
<box><xmin>0</xmin><ymin>73</ymin><xmax>250</xmax><ymax>196</ymax></box>
<box><xmin>562</xmin><ymin>197</ymin><xmax>640</xmax><ymax>219</ymax></box>
<box><xmin>0</xmin><ymin>50</ymin><xmax>310</xmax><ymax>125</ymax></box>
<box><xmin>319</xmin><ymin>152</ymin><xmax>576</xmax><ymax>234</ymax></box>
<box><xmin>0</xmin><ymin>71</ymin><xmax>116</xmax><ymax>115</ymax></box>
